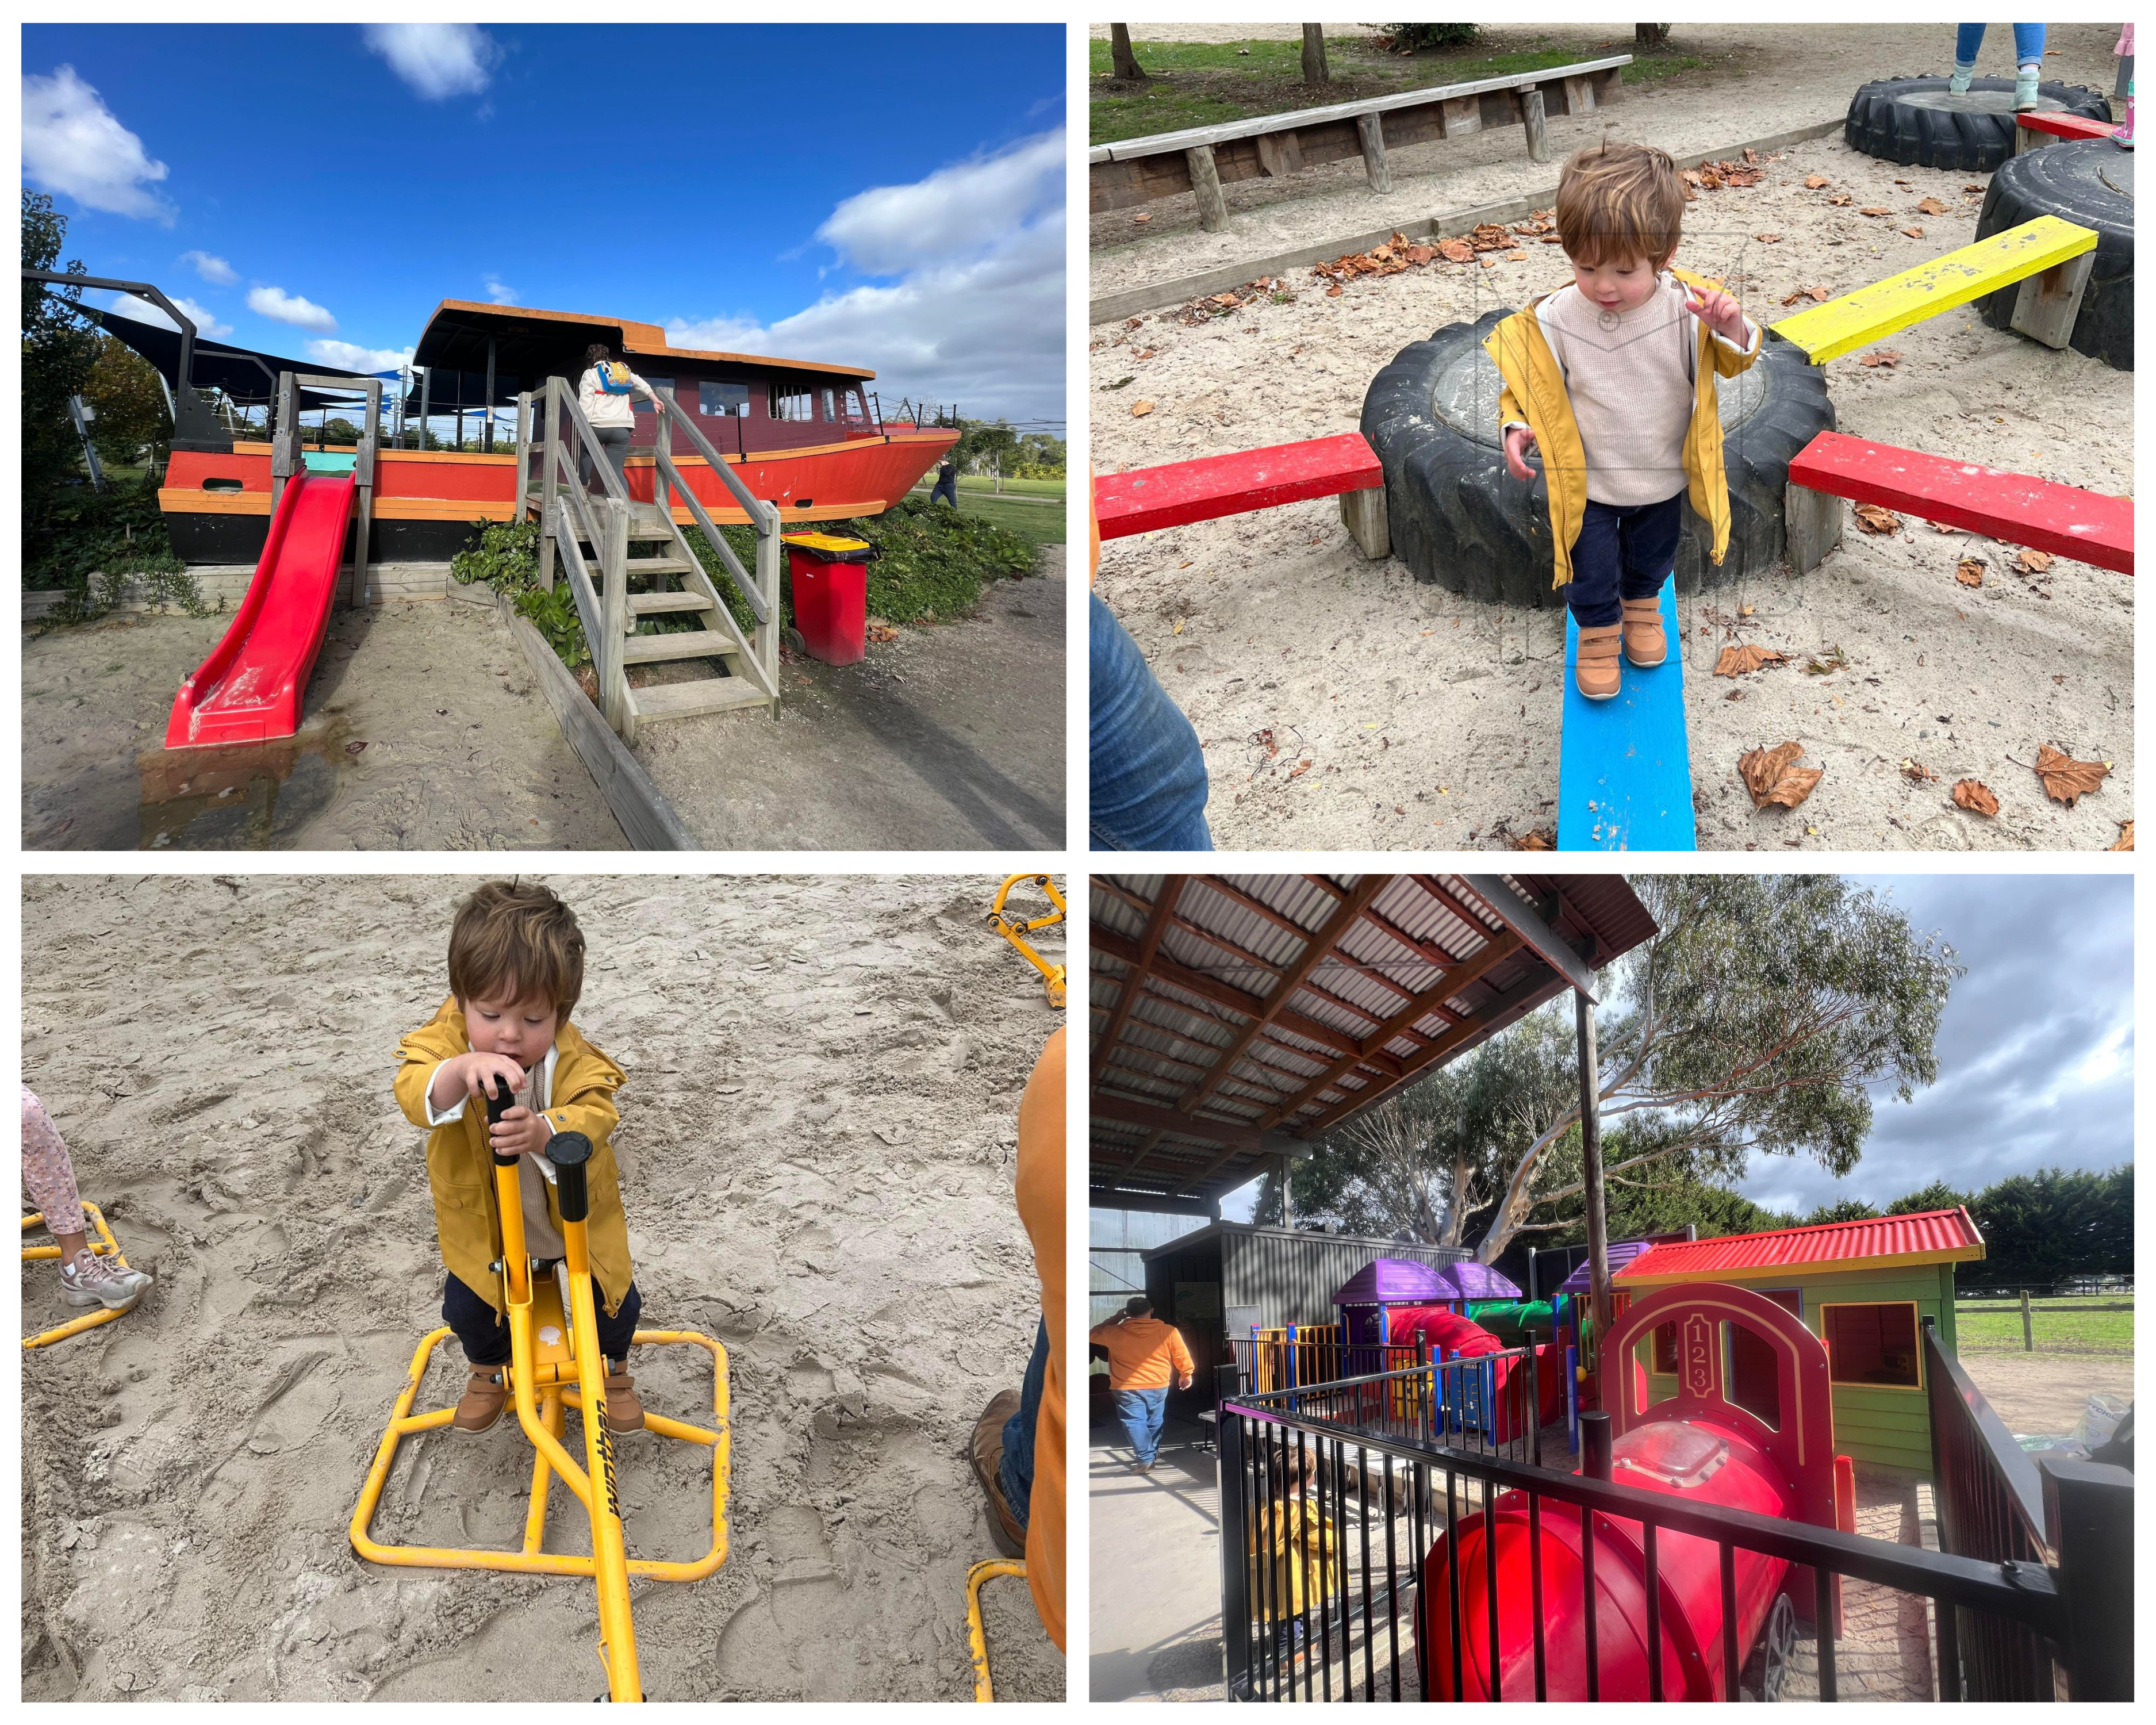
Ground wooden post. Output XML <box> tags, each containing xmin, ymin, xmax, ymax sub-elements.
<box><xmin>1356</xmin><ymin>111</ymin><xmax>1391</xmax><ymax>193</ymax></box>
<box><xmin>1186</xmin><ymin>144</ymin><xmax>1230</xmax><ymax>232</ymax></box>
<box><xmin>1784</xmin><ymin>480</ymin><xmax>1843</xmax><ymax>574</ymax></box>
<box><xmin>539</xmin><ymin>380</ymin><xmax>559</xmax><ymax>593</ymax></box>
<box><xmin>2020</xmin><ymin>1289</ymin><xmax>2034</xmax><ymax>1352</ymax></box>
<box><xmin>755</xmin><ymin>499</ymin><xmax>782</xmax><ymax>719</ymax></box>
<box><xmin>1339</xmin><ymin>484</ymin><xmax>1390</xmax><ymax>559</ymax></box>
<box><xmin>601</xmin><ymin>500</ymin><xmax>628</xmax><ymax>738</ymax></box>
<box><xmin>1522</xmin><ymin>85</ymin><xmax>1551</xmax><ymax>163</ymax></box>
<box><xmin>482</xmin><ymin>335</ymin><xmax>497</xmax><ymax>454</ymax></box>
<box><xmin>1576</xmin><ymin>986</ymin><xmax>1612</xmax><ymax>1367</ymax></box>
<box><xmin>2009</xmin><ymin>251</ymin><xmax>2094</xmax><ymax>350</ymax></box>
<box><xmin>1279</xmin><ymin>1151</ymin><xmax>1294</xmax><ymax>1228</ymax></box>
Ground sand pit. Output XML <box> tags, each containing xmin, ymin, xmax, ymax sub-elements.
<box><xmin>1090</xmin><ymin>132</ymin><xmax>2132</xmax><ymax>852</ymax></box>
<box><xmin>20</xmin><ymin>873</ymin><xmax>1065</xmax><ymax>1702</ymax></box>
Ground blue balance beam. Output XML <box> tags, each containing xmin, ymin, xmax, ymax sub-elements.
<box><xmin>1557</xmin><ymin>575</ymin><xmax>1695</xmax><ymax>850</ymax></box>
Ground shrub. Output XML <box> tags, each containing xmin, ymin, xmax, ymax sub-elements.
<box><xmin>449</xmin><ymin>517</ymin><xmax>591</xmax><ymax>669</ymax></box>
<box><xmin>1375</xmin><ymin>23</ymin><xmax>1480</xmax><ymax>52</ymax></box>
<box><xmin>26</xmin><ymin>473</ymin><xmax>206</xmax><ymax>622</ymax></box>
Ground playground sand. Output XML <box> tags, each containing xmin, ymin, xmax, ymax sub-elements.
<box><xmin>20</xmin><ymin>873</ymin><xmax>1066</xmax><ymax>1702</ymax></box>
<box><xmin>1088</xmin><ymin>21</ymin><xmax>2124</xmax><ymax>294</ymax></box>
<box><xmin>21</xmin><ymin>598</ymin><xmax>624</xmax><ymax>851</ymax></box>
<box><xmin>1089</xmin><ymin>132</ymin><xmax>2133</xmax><ymax>852</ymax></box>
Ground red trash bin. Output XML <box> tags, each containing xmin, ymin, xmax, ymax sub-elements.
<box><xmin>782</xmin><ymin>532</ymin><xmax>876</xmax><ymax>665</ymax></box>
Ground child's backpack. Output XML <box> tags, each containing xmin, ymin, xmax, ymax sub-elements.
<box><xmin>594</xmin><ymin>360</ymin><xmax>634</xmax><ymax>395</ymax></box>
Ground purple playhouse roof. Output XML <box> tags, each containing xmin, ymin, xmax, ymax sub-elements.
<box><xmin>1432</xmin><ymin>1261</ymin><xmax>1522</xmax><ymax>1300</ymax></box>
<box><xmin>1332</xmin><ymin>1258</ymin><xmax>1451</xmax><ymax>1306</ymax></box>
<box><xmin>1557</xmin><ymin>1240</ymin><xmax>1662</xmax><ymax>1293</ymax></box>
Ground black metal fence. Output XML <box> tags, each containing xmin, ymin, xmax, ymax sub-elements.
<box><xmin>1217</xmin><ymin>1360</ymin><xmax>2132</xmax><ymax>1702</ymax></box>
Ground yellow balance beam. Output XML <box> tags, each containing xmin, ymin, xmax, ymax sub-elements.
<box><xmin>1770</xmin><ymin>214</ymin><xmax>2097</xmax><ymax>363</ymax></box>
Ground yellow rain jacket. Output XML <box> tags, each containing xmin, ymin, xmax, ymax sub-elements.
<box><xmin>394</xmin><ymin>996</ymin><xmax>635</xmax><ymax>1318</ymax></box>
<box><xmin>1484</xmin><ymin>267</ymin><xmax>1763</xmax><ymax>591</ymax></box>
<box><xmin>1248</xmin><ymin>1495</ymin><xmax>1340</xmax><ymax>1618</ymax></box>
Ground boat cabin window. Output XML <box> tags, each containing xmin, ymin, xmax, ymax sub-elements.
<box><xmin>632</xmin><ymin>377</ymin><xmax>673</xmax><ymax>416</ymax></box>
<box><xmin>1823</xmin><ymin>1301</ymin><xmax>1921</xmax><ymax>1389</ymax></box>
<box><xmin>840</xmin><ymin>387</ymin><xmax>872</xmax><ymax>423</ymax></box>
<box><xmin>699</xmin><ymin>380</ymin><xmax>750</xmax><ymax>418</ymax></box>
<box><xmin>821</xmin><ymin>387</ymin><xmax>839</xmax><ymax>421</ymax></box>
<box><xmin>770</xmin><ymin>384</ymin><xmax>816</xmax><ymax>423</ymax></box>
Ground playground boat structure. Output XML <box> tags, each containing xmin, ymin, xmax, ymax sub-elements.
<box><xmin>140</xmin><ymin>300</ymin><xmax>960</xmax><ymax>565</ymax></box>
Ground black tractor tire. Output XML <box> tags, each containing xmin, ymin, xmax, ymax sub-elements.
<box><xmin>1844</xmin><ymin>75</ymin><xmax>2111</xmax><ymax>174</ymax></box>
<box><xmin>1360</xmin><ymin>310</ymin><xmax>1834</xmax><ymax>608</ymax></box>
<box><xmin>1973</xmin><ymin>139</ymin><xmax>2135</xmax><ymax>370</ymax></box>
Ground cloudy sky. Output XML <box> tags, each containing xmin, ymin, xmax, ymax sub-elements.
<box><xmin>22</xmin><ymin>24</ymin><xmax>1062</xmax><ymax>423</ymax></box>
<box><xmin>1221</xmin><ymin>873</ymin><xmax>2132</xmax><ymax>1223</ymax></box>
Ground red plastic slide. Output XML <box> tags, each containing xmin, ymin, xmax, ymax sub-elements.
<box><xmin>165</xmin><ymin>470</ymin><xmax>356</xmax><ymax>749</ymax></box>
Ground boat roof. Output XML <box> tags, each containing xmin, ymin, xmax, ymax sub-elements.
<box><xmin>1617</xmin><ymin>1208</ymin><xmax>1986</xmax><ymax>1285</ymax></box>
<box><xmin>413</xmin><ymin>300</ymin><xmax>874</xmax><ymax>382</ymax></box>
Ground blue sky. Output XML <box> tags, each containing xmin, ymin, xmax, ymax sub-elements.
<box><xmin>22</xmin><ymin>24</ymin><xmax>1064</xmax><ymax>422</ymax></box>
<box><xmin>1221</xmin><ymin>873</ymin><xmax>2132</xmax><ymax>1224</ymax></box>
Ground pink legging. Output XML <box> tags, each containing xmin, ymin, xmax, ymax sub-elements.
<box><xmin>21</xmin><ymin>1087</ymin><xmax>87</xmax><ymax>1239</ymax></box>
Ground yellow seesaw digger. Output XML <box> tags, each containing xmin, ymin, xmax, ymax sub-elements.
<box><xmin>349</xmin><ymin>1080</ymin><xmax>729</xmax><ymax>1700</ymax></box>
<box><xmin>986</xmin><ymin>873</ymin><xmax>1067</xmax><ymax>1009</ymax></box>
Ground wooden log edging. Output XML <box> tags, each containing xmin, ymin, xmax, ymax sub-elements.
<box><xmin>496</xmin><ymin>593</ymin><xmax>696</xmax><ymax>851</ymax></box>
<box><xmin>1088</xmin><ymin>117</ymin><xmax>1848</xmax><ymax>327</ymax></box>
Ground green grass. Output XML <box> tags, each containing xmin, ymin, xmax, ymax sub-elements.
<box><xmin>1956</xmin><ymin>1298</ymin><xmax>2135</xmax><ymax>1355</ymax></box>
<box><xmin>953</xmin><ymin>474</ymin><xmax>1064</xmax><ymax>498</ymax></box>
<box><xmin>1090</xmin><ymin>33</ymin><xmax>1706</xmax><ymax>147</ymax></box>
<box><xmin>946</xmin><ymin>491</ymin><xmax>1065</xmax><ymax>548</ymax></box>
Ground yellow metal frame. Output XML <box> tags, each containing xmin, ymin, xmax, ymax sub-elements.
<box><xmin>965</xmin><ymin>1557</ymin><xmax>1027</xmax><ymax>1702</ymax></box>
<box><xmin>987</xmin><ymin>874</ymin><xmax>1067</xmax><ymax>1009</ymax></box>
<box><xmin>349</xmin><ymin>1149</ymin><xmax>729</xmax><ymax>1700</ymax></box>
<box><xmin>22</xmin><ymin>1203</ymin><xmax>138</xmax><ymax>1350</ymax></box>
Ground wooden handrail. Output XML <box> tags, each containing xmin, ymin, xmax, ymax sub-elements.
<box><xmin>647</xmin><ymin>399</ymin><xmax>770</xmax><ymax>626</ymax></box>
<box><xmin>548</xmin><ymin>374</ymin><xmax>630</xmax><ymax>507</ymax></box>
<box><xmin>650</xmin><ymin>447</ymin><xmax>776</xmax><ymax>700</ymax></box>
<box><xmin>647</xmin><ymin>385</ymin><xmax>782</xmax><ymax>528</ymax></box>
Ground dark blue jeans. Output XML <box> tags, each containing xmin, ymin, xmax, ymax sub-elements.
<box><xmin>1563</xmin><ymin>493</ymin><xmax>1683</xmax><ymax>628</ymax></box>
<box><xmin>1089</xmin><ymin>591</ymin><xmax>1213</xmax><ymax>850</ymax></box>
<box><xmin>445</xmin><ymin>1270</ymin><xmax>640</xmax><ymax>1368</ymax></box>
<box><xmin>1114</xmin><ymin>1386</ymin><xmax>1169</xmax><ymax>1464</ymax></box>
<box><xmin>931</xmin><ymin>472</ymin><xmax>958</xmax><ymax>505</ymax></box>
<box><xmin>998</xmin><ymin>1318</ymin><xmax>1049</xmax><ymax>1532</ymax></box>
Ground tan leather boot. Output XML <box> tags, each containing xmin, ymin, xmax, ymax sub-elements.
<box><xmin>603</xmin><ymin>1365</ymin><xmax>645</xmax><ymax>1434</ymax></box>
<box><xmin>1621</xmin><ymin>596</ymin><xmax>1667</xmax><ymax>668</ymax></box>
<box><xmin>1575</xmin><ymin>624</ymin><xmax>1623</xmax><ymax>700</ymax></box>
<box><xmin>454</xmin><ymin>1364</ymin><xmax>508</xmax><ymax>1433</ymax></box>
<box><xmin>970</xmin><ymin>1390</ymin><xmax>1027</xmax><ymax>1558</ymax></box>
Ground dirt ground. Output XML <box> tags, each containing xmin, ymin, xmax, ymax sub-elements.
<box><xmin>1091</xmin><ymin>128</ymin><xmax>2132</xmax><ymax>850</ymax></box>
<box><xmin>21</xmin><ymin>597</ymin><xmax>623</xmax><ymax>852</ymax></box>
<box><xmin>634</xmin><ymin>552</ymin><xmax>1068</xmax><ymax>850</ymax></box>
<box><xmin>1955</xmin><ymin>1350</ymin><xmax>2135</xmax><ymax>1437</ymax></box>
<box><xmin>20</xmin><ymin>874</ymin><xmax>1065</xmax><ymax>1702</ymax></box>
<box><xmin>1089</xmin><ymin>22</ymin><xmax>2124</xmax><ymax>292</ymax></box>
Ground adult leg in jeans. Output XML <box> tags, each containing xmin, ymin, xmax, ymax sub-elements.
<box><xmin>996</xmin><ymin>1317</ymin><xmax>1049</xmax><ymax>1532</ymax></box>
<box><xmin>1089</xmin><ymin>591</ymin><xmax>1213</xmax><ymax>850</ymax></box>
<box><xmin>1112</xmin><ymin>1386</ymin><xmax>1167</xmax><ymax>1463</ymax></box>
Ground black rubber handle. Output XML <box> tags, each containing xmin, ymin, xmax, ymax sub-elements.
<box><xmin>484</xmin><ymin>1073</ymin><xmax>519</xmax><ymax>1167</ymax></box>
<box><xmin>547</xmin><ymin>1130</ymin><xmax>592</xmax><ymax>1222</ymax></box>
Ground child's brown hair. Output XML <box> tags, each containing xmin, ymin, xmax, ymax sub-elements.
<box><xmin>448</xmin><ymin>881</ymin><xmax>585</xmax><ymax>1018</ymax></box>
<box><xmin>1555</xmin><ymin>140</ymin><xmax>1686</xmax><ymax>270</ymax></box>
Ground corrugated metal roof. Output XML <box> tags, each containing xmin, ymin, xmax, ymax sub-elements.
<box><xmin>1556</xmin><ymin>1237</ymin><xmax>1667</xmax><ymax>1292</ymax></box>
<box><xmin>1618</xmin><ymin>1209</ymin><xmax>1986</xmax><ymax>1281</ymax></box>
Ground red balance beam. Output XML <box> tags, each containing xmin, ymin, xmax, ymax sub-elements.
<box><xmin>1095</xmin><ymin>432</ymin><xmax>1382</xmax><ymax>539</ymax></box>
<box><xmin>1788</xmin><ymin>431</ymin><xmax>2133</xmax><ymax>576</ymax></box>
<box><xmin>2016</xmin><ymin>110</ymin><xmax>2119</xmax><ymax>143</ymax></box>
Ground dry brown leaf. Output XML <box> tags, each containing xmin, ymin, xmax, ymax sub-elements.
<box><xmin>1952</xmin><ymin>779</ymin><xmax>2000</xmax><ymax>816</ymax></box>
<box><xmin>866</xmin><ymin>623</ymin><xmax>900</xmax><ymax>645</ymax></box>
<box><xmin>1130</xmin><ymin>399</ymin><xmax>1155</xmax><ymax>417</ymax></box>
<box><xmin>1133</xmin><ymin>213</ymin><xmax>1152</xmax><ymax>223</ymax></box>
<box><xmin>1739</xmin><ymin>742</ymin><xmax>1823</xmax><ymax>810</ymax></box>
<box><xmin>1917</xmin><ymin>197</ymin><xmax>1948</xmax><ymax>215</ymax></box>
<box><xmin>1714</xmin><ymin>643</ymin><xmax>1789</xmax><ymax>677</ymax></box>
<box><xmin>1860</xmin><ymin>206</ymin><xmax>1892</xmax><ymax>217</ymax></box>
<box><xmin>1828</xmin><ymin>193</ymin><xmax>1854</xmax><ymax>206</ymax></box>
<box><xmin>1403</xmin><ymin>243</ymin><xmax>1436</xmax><ymax>265</ymax></box>
<box><xmin>1901</xmin><ymin>225</ymin><xmax>1925</xmax><ymax>239</ymax></box>
<box><xmin>1325</xmin><ymin>285</ymin><xmax>1344</xmax><ymax>298</ymax></box>
<box><xmin>1437</xmin><ymin>237</ymin><xmax>1475</xmax><ymax>263</ymax></box>
<box><xmin>1955</xmin><ymin>558</ymin><xmax>1985</xmax><ymax>588</ymax></box>
<box><xmin>1804</xmin><ymin>173</ymin><xmax>1831</xmax><ymax>189</ymax></box>
<box><xmin>1894</xmin><ymin>178</ymin><xmax>1912</xmax><ymax>186</ymax></box>
<box><xmin>1859</xmin><ymin>349</ymin><xmax>1903</xmax><ymax>368</ymax></box>
<box><xmin>2034</xmin><ymin>745</ymin><xmax>2110</xmax><ymax>806</ymax></box>
<box><xmin>1902</xmin><ymin>760</ymin><xmax>1938</xmax><ymax>783</ymax></box>
<box><xmin>2015</xmin><ymin>548</ymin><xmax>2054</xmax><ymax>574</ymax></box>
<box><xmin>1515</xmin><ymin>828</ymin><xmax>1556</xmax><ymax>851</ymax></box>
<box><xmin>1755</xmin><ymin>232</ymin><xmax>1783</xmax><ymax>243</ymax></box>
<box><xmin>1744</xmin><ymin>148</ymin><xmax>1760</xmax><ymax>164</ymax></box>
<box><xmin>1133</xmin><ymin>347</ymin><xmax>1156</xmax><ymax>361</ymax></box>
<box><xmin>1780</xmin><ymin>285</ymin><xmax>1833</xmax><ymax>306</ymax></box>
<box><xmin>2109</xmin><ymin>821</ymin><xmax>2134</xmax><ymax>852</ymax></box>
<box><xmin>1539</xmin><ymin>233</ymin><xmax>1567</xmax><ymax>244</ymax></box>
<box><xmin>1287</xmin><ymin>758</ymin><xmax>1314</xmax><ymax>781</ymax></box>
<box><xmin>1854</xmin><ymin>503</ymin><xmax>1902</xmax><ymax>534</ymax></box>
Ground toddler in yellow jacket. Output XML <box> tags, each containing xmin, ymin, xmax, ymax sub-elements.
<box><xmin>394</xmin><ymin>881</ymin><xmax>646</xmax><ymax>1436</ymax></box>
<box><xmin>1486</xmin><ymin>140</ymin><xmax>1763</xmax><ymax>701</ymax></box>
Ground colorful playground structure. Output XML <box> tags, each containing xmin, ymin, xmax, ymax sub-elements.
<box><xmin>348</xmin><ymin>1094</ymin><xmax>730</xmax><ymax>1703</ymax></box>
<box><xmin>20</xmin><ymin>1201</ymin><xmax>144</xmax><ymax>1350</ymax></box>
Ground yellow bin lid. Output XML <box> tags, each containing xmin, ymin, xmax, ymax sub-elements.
<box><xmin>781</xmin><ymin>532</ymin><xmax>870</xmax><ymax>553</ymax></box>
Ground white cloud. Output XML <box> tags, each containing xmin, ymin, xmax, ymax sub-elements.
<box><xmin>484</xmin><ymin>275</ymin><xmax>517</xmax><ymax>305</ymax></box>
<box><xmin>181</xmin><ymin>250</ymin><xmax>237</xmax><ymax>285</ymax></box>
<box><xmin>363</xmin><ymin>24</ymin><xmax>500</xmax><ymax>100</ymax></box>
<box><xmin>308</xmin><ymin>339</ymin><xmax>416</xmax><ymax>375</ymax></box>
<box><xmin>248</xmin><ymin>286</ymin><xmax>337</xmax><ymax>332</ymax></box>
<box><xmin>664</xmin><ymin>134</ymin><xmax>1065</xmax><ymax>423</ymax></box>
<box><xmin>106</xmin><ymin>290</ymin><xmax>232</xmax><ymax>338</ymax></box>
<box><xmin>21</xmin><ymin>65</ymin><xmax>174</xmax><ymax>223</ymax></box>
<box><xmin>817</xmin><ymin>129</ymin><xmax>1064</xmax><ymax>276</ymax></box>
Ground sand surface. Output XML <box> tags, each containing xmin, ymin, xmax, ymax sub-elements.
<box><xmin>1091</xmin><ymin>131</ymin><xmax>2132</xmax><ymax>851</ymax></box>
<box><xmin>1089</xmin><ymin>22</ymin><xmax>2124</xmax><ymax>297</ymax></box>
<box><xmin>1955</xmin><ymin>1350</ymin><xmax>2135</xmax><ymax>1437</ymax></box>
<box><xmin>21</xmin><ymin>598</ymin><xmax>623</xmax><ymax>852</ymax></box>
<box><xmin>20</xmin><ymin>874</ymin><xmax>1065</xmax><ymax>1702</ymax></box>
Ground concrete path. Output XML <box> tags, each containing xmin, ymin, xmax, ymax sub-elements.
<box><xmin>1089</xmin><ymin>1412</ymin><xmax>1232</xmax><ymax>1702</ymax></box>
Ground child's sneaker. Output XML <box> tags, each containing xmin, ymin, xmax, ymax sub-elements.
<box><xmin>603</xmin><ymin>1366</ymin><xmax>645</xmax><ymax>1433</ymax></box>
<box><xmin>58</xmin><ymin>1249</ymin><xmax>152</xmax><ymax>1310</ymax></box>
<box><xmin>454</xmin><ymin>1365</ymin><xmax>508</xmax><ymax>1433</ymax></box>
<box><xmin>1575</xmin><ymin>624</ymin><xmax>1623</xmax><ymax>700</ymax></box>
<box><xmin>1620</xmin><ymin>596</ymin><xmax>1667</xmax><ymax>668</ymax></box>
<box><xmin>1948</xmin><ymin>63</ymin><xmax>1975</xmax><ymax>96</ymax></box>
<box><xmin>2015</xmin><ymin>64</ymin><xmax>2041</xmax><ymax>110</ymax></box>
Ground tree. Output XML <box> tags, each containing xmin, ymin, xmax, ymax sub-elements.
<box><xmin>1964</xmin><ymin>1166</ymin><xmax>2132</xmax><ymax>1287</ymax></box>
<box><xmin>1283</xmin><ymin>875</ymin><xmax>1962</xmax><ymax>1264</ymax></box>
<box><xmin>83</xmin><ymin>336</ymin><xmax>173</xmax><ymax>470</ymax></box>
<box><xmin>1109</xmin><ymin>25</ymin><xmax>1148</xmax><ymax>82</ymax></box>
<box><xmin>22</xmin><ymin>191</ymin><xmax>102</xmax><ymax>535</ymax></box>
<box><xmin>1302</xmin><ymin>25</ymin><xmax>1329</xmax><ymax>84</ymax></box>
<box><xmin>1636</xmin><ymin>24</ymin><xmax>1672</xmax><ymax>48</ymax></box>
<box><xmin>1805</xmin><ymin>1198</ymin><xmax>1881</xmax><ymax>1225</ymax></box>
<box><xmin>1885</xmin><ymin>1179</ymin><xmax>1973</xmax><ymax>1216</ymax></box>
<box><xmin>958</xmin><ymin>418</ymin><xmax>1021</xmax><ymax>490</ymax></box>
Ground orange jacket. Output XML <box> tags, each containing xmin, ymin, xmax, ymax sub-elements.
<box><xmin>1089</xmin><ymin>1316</ymin><xmax>1194</xmax><ymax>1391</ymax></box>
<box><xmin>1016</xmin><ymin>1028</ymin><xmax>1067</xmax><ymax>1653</ymax></box>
